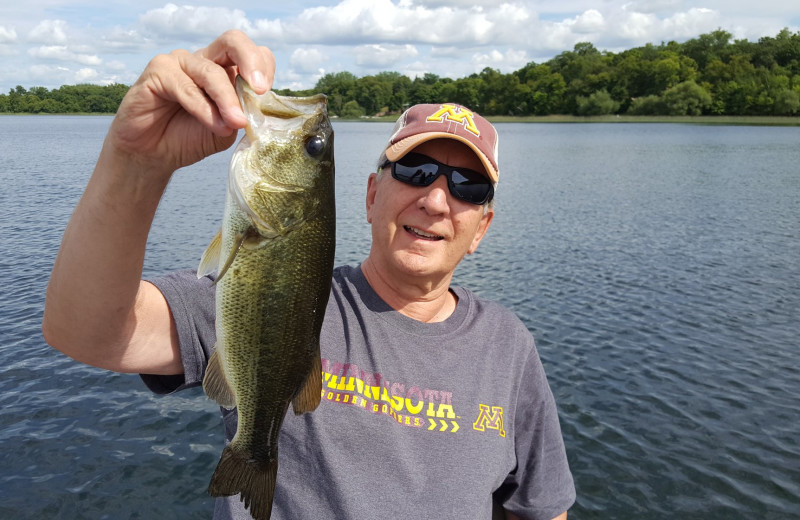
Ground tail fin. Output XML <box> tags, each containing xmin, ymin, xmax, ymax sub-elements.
<box><xmin>208</xmin><ymin>446</ymin><xmax>277</xmax><ymax>520</ymax></box>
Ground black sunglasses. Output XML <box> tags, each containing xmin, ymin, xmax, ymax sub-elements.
<box><xmin>386</xmin><ymin>152</ymin><xmax>494</xmax><ymax>205</ymax></box>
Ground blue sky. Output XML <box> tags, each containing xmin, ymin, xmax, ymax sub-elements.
<box><xmin>1</xmin><ymin>0</ymin><xmax>798</xmax><ymax>93</ymax></box>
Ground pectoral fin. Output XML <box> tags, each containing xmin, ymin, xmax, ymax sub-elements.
<box><xmin>292</xmin><ymin>353</ymin><xmax>322</xmax><ymax>415</ymax></box>
<box><xmin>197</xmin><ymin>230</ymin><xmax>222</xmax><ymax>279</ymax></box>
<box><xmin>215</xmin><ymin>231</ymin><xmax>249</xmax><ymax>283</ymax></box>
<box><xmin>203</xmin><ymin>348</ymin><xmax>237</xmax><ymax>409</ymax></box>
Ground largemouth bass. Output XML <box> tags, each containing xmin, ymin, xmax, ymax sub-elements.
<box><xmin>197</xmin><ymin>76</ymin><xmax>335</xmax><ymax>520</ymax></box>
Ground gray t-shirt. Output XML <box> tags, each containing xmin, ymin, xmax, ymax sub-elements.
<box><xmin>143</xmin><ymin>265</ymin><xmax>575</xmax><ymax>520</ymax></box>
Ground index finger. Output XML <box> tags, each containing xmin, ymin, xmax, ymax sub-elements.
<box><xmin>198</xmin><ymin>30</ymin><xmax>276</xmax><ymax>94</ymax></box>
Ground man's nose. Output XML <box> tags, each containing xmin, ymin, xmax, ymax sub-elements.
<box><xmin>417</xmin><ymin>176</ymin><xmax>450</xmax><ymax>214</ymax></box>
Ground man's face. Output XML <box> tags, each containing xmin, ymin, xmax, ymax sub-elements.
<box><xmin>365</xmin><ymin>139</ymin><xmax>494</xmax><ymax>284</ymax></box>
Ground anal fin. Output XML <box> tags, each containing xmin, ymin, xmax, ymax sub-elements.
<box><xmin>292</xmin><ymin>352</ymin><xmax>322</xmax><ymax>415</ymax></box>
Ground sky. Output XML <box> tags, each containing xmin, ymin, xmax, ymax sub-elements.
<box><xmin>1</xmin><ymin>0</ymin><xmax>798</xmax><ymax>93</ymax></box>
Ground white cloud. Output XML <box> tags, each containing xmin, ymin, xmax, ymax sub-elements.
<box><xmin>28</xmin><ymin>45</ymin><xmax>102</xmax><ymax>66</ymax></box>
<box><xmin>290</xmin><ymin>47</ymin><xmax>328</xmax><ymax>73</ymax></box>
<box><xmin>100</xmin><ymin>28</ymin><xmax>152</xmax><ymax>53</ymax></box>
<box><xmin>14</xmin><ymin>62</ymin><xmax>125</xmax><ymax>88</ymax></box>
<box><xmin>24</xmin><ymin>64</ymin><xmax>73</xmax><ymax>87</ymax></box>
<box><xmin>623</xmin><ymin>0</ymin><xmax>683</xmax><ymax>15</ymax></box>
<box><xmin>471</xmin><ymin>48</ymin><xmax>529</xmax><ymax>72</ymax></box>
<box><xmin>75</xmin><ymin>68</ymin><xmax>99</xmax><ymax>82</ymax></box>
<box><xmin>139</xmin><ymin>4</ymin><xmax>253</xmax><ymax>38</ymax></box>
<box><xmin>0</xmin><ymin>25</ymin><xmax>18</xmax><ymax>43</ymax></box>
<box><xmin>29</xmin><ymin>20</ymin><xmax>69</xmax><ymax>45</ymax></box>
<box><xmin>616</xmin><ymin>11</ymin><xmax>658</xmax><ymax>40</ymax></box>
<box><xmin>571</xmin><ymin>9</ymin><xmax>606</xmax><ymax>34</ymax></box>
<box><xmin>281</xmin><ymin>0</ymin><xmax>500</xmax><ymax>45</ymax></box>
<box><xmin>105</xmin><ymin>60</ymin><xmax>126</xmax><ymax>71</ymax></box>
<box><xmin>286</xmin><ymin>0</ymin><xmax>392</xmax><ymax>43</ymax></box>
<box><xmin>138</xmin><ymin>4</ymin><xmax>285</xmax><ymax>44</ymax></box>
<box><xmin>0</xmin><ymin>25</ymin><xmax>18</xmax><ymax>56</ymax></box>
<box><xmin>1</xmin><ymin>0</ymin><xmax>798</xmax><ymax>93</ymax></box>
<box><xmin>522</xmin><ymin>4</ymin><xmax>725</xmax><ymax>54</ymax></box>
<box><xmin>279</xmin><ymin>66</ymin><xmax>327</xmax><ymax>91</ymax></box>
<box><xmin>407</xmin><ymin>0</ymin><xmax>507</xmax><ymax>7</ymax></box>
<box><xmin>250</xmin><ymin>18</ymin><xmax>284</xmax><ymax>40</ymax></box>
<box><xmin>353</xmin><ymin>43</ymin><xmax>419</xmax><ymax>67</ymax></box>
<box><xmin>494</xmin><ymin>3</ymin><xmax>532</xmax><ymax>24</ymax></box>
<box><xmin>660</xmin><ymin>7</ymin><xmax>721</xmax><ymax>38</ymax></box>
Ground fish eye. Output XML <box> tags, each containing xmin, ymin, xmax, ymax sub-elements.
<box><xmin>305</xmin><ymin>135</ymin><xmax>325</xmax><ymax>158</ymax></box>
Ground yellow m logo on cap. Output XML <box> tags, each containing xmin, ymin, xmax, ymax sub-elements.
<box><xmin>426</xmin><ymin>104</ymin><xmax>480</xmax><ymax>137</ymax></box>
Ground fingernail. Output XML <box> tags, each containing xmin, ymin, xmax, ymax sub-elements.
<box><xmin>252</xmin><ymin>71</ymin><xmax>267</xmax><ymax>91</ymax></box>
<box><xmin>232</xmin><ymin>105</ymin><xmax>246</xmax><ymax>123</ymax></box>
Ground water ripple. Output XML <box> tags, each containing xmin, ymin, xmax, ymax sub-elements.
<box><xmin>2</xmin><ymin>119</ymin><xmax>799</xmax><ymax>518</ymax></box>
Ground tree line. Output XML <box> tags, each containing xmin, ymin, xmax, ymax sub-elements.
<box><xmin>2</xmin><ymin>28</ymin><xmax>799</xmax><ymax>117</ymax></box>
<box><xmin>0</xmin><ymin>83</ymin><xmax>128</xmax><ymax>114</ymax></box>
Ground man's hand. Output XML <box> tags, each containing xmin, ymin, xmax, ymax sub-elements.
<box><xmin>108</xmin><ymin>29</ymin><xmax>275</xmax><ymax>177</ymax></box>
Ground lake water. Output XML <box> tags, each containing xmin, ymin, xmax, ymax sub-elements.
<box><xmin>0</xmin><ymin>116</ymin><xmax>798</xmax><ymax>519</ymax></box>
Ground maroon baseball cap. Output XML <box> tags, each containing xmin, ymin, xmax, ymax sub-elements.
<box><xmin>382</xmin><ymin>103</ymin><xmax>499</xmax><ymax>183</ymax></box>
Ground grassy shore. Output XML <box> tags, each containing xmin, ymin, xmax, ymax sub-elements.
<box><xmin>4</xmin><ymin>112</ymin><xmax>799</xmax><ymax>126</ymax></box>
<box><xmin>490</xmin><ymin>114</ymin><xmax>800</xmax><ymax>125</ymax></box>
<box><xmin>0</xmin><ymin>112</ymin><xmax>115</xmax><ymax>116</ymax></box>
<box><xmin>355</xmin><ymin>114</ymin><xmax>800</xmax><ymax>126</ymax></box>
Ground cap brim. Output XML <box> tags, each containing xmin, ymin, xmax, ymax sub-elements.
<box><xmin>385</xmin><ymin>132</ymin><xmax>498</xmax><ymax>183</ymax></box>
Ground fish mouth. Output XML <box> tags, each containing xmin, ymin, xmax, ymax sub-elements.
<box><xmin>404</xmin><ymin>226</ymin><xmax>444</xmax><ymax>241</ymax></box>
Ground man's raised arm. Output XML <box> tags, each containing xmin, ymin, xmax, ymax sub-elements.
<box><xmin>42</xmin><ymin>30</ymin><xmax>275</xmax><ymax>375</ymax></box>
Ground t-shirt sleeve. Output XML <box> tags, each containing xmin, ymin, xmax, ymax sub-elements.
<box><xmin>139</xmin><ymin>269</ymin><xmax>216</xmax><ymax>395</ymax></box>
<box><xmin>494</xmin><ymin>344</ymin><xmax>576</xmax><ymax>520</ymax></box>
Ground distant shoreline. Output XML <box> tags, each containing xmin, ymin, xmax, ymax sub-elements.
<box><xmin>360</xmin><ymin>114</ymin><xmax>800</xmax><ymax>126</ymax></box>
<box><xmin>3</xmin><ymin>112</ymin><xmax>799</xmax><ymax>126</ymax></box>
<box><xmin>0</xmin><ymin>112</ymin><xmax>115</xmax><ymax>116</ymax></box>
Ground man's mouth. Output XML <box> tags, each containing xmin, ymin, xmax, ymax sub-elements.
<box><xmin>404</xmin><ymin>226</ymin><xmax>444</xmax><ymax>241</ymax></box>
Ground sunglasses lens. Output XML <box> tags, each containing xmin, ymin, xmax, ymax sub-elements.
<box><xmin>450</xmin><ymin>169</ymin><xmax>493</xmax><ymax>204</ymax></box>
<box><xmin>392</xmin><ymin>153</ymin><xmax>493</xmax><ymax>205</ymax></box>
<box><xmin>392</xmin><ymin>156</ymin><xmax>439</xmax><ymax>186</ymax></box>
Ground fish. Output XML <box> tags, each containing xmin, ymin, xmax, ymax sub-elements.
<box><xmin>197</xmin><ymin>76</ymin><xmax>335</xmax><ymax>520</ymax></box>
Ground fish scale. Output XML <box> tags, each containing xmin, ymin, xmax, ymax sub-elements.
<box><xmin>197</xmin><ymin>76</ymin><xmax>335</xmax><ymax>520</ymax></box>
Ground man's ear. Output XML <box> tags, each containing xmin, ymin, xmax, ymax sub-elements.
<box><xmin>365</xmin><ymin>172</ymin><xmax>378</xmax><ymax>224</ymax></box>
<box><xmin>468</xmin><ymin>209</ymin><xmax>494</xmax><ymax>254</ymax></box>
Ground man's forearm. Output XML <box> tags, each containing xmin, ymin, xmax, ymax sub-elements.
<box><xmin>43</xmin><ymin>141</ymin><xmax>171</xmax><ymax>368</ymax></box>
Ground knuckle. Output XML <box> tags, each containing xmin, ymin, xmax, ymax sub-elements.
<box><xmin>144</xmin><ymin>50</ymin><xmax>189</xmax><ymax>74</ymax></box>
<box><xmin>220</xmin><ymin>29</ymin><xmax>246</xmax><ymax>44</ymax></box>
<box><xmin>145</xmin><ymin>53</ymin><xmax>173</xmax><ymax>71</ymax></box>
<box><xmin>196</xmin><ymin>59</ymin><xmax>226</xmax><ymax>82</ymax></box>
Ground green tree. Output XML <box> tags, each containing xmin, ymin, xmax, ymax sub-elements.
<box><xmin>576</xmin><ymin>89</ymin><xmax>619</xmax><ymax>115</ymax></box>
<box><xmin>354</xmin><ymin>75</ymin><xmax>392</xmax><ymax>115</ymax></box>
<box><xmin>314</xmin><ymin>71</ymin><xmax>357</xmax><ymax>115</ymax></box>
<box><xmin>627</xmin><ymin>95</ymin><xmax>666</xmax><ymax>115</ymax></box>
<box><xmin>518</xmin><ymin>63</ymin><xmax>567</xmax><ymax>114</ymax></box>
<box><xmin>5</xmin><ymin>28</ymin><xmax>800</xmax><ymax>118</ymax></box>
<box><xmin>374</xmin><ymin>71</ymin><xmax>411</xmax><ymax>112</ymax></box>
<box><xmin>774</xmin><ymin>89</ymin><xmax>800</xmax><ymax>114</ymax></box>
<box><xmin>753</xmin><ymin>28</ymin><xmax>800</xmax><ymax>76</ymax></box>
<box><xmin>661</xmin><ymin>80</ymin><xmax>712</xmax><ymax>115</ymax></box>
<box><xmin>450</xmin><ymin>76</ymin><xmax>482</xmax><ymax>112</ymax></box>
<box><xmin>339</xmin><ymin>100</ymin><xmax>365</xmax><ymax>118</ymax></box>
<box><xmin>550</xmin><ymin>42</ymin><xmax>614</xmax><ymax>113</ymax></box>
<box><xmin>682</xmin><ymin>29</ymin><xmax>733</xmax><ymax>69</ymax></box>
<box><xmin>715</xmin><ymin>80</ymin><xmax>750</xmax><ymax>114</ymax></box>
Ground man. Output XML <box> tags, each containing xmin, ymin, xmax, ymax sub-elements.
<box><xmin>42</xmin><ymin>30</ymin><xmax>575</xmax><ymax>520</ymax></box>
